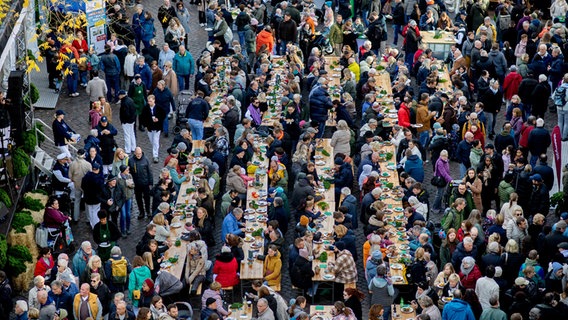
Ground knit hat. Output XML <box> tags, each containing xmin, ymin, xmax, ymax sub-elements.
<box><xmin>371</xmin><ymin>250</ymin><xmax>382</xmax><ymax>262</ymax></box>
<box><xmin>177</xmin><ymin>142</ymin><xmax>187</xmax><ymax>151</ymax></box>
<box><xmin>334</xmin><ymin>157</ymin><xmax>344</xmax><ymax>166</ymax></box>
<box><xmin>119</xmin><ymin>165</ymin><xmax>128</xmax><ymax>173</ymax></box>
<box><xmin>494</xmin><ymin>266</ymin><xmax>503</xmax><ymax>277</ymax></box>
<box><xmin>300</xmin><ymin>215</ymin><xmax>309</xmax><ymax>226</ymax></box>
<box><xmin>144</xmin><ymin>278</ymin><xmax>154</xmax><ymax>291</ymax></box>
<box><xmin>433</xmin><ymin>122</ymin><xmax>442</xmax><ymax>130</ymax></box>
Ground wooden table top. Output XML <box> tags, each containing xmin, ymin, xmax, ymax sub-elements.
<box><xmin>312</xmin><ymin>242</ymin><xmax>336</xmax><ymax>282</ymax></box>
<box><xmin>313</xmin><ymin>138</ymin><xmax>336</xmax><ymax>234</ymax></box>
<box><xmin>228</xmin><ymin>304</ymin><xmax>254</xmax><ymax>320</ymax></box>
<box><xmin>421</xmin><ymin>30</ymin><xmax>457</xmax><ymax>45</ymax></box>
<box><xmin>309</xmin><ymin>305</ymin><xmax>335</xmax><ymax>319</ymax></box>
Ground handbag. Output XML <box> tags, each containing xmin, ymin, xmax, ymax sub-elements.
<box><xmin>35</xmin><ymin>225</ymin><xmax>48</xmax><ymax>248</ymax></box>
<box><xmin>132</xmin><ymin>272</ymin><xmax>141</xmax><ymax>300</ymax></box>
<box><xmin>431</xmin><ymin>166</ymin><xmax>447</xmax><ymax>187</ymax></box>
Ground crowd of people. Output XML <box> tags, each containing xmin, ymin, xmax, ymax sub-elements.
<box><xmin>7</xmin><ymin>0</ymin><xmax>568</xmax><ymax>319</ymax></box>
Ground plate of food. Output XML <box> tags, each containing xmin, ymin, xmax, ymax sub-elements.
<box><xmin>160</xmin><ymin>261</ymin><xmax>172</xmax><ymax>268</ymax></box>
<box><xmin>251</xmin><ymin>242</ymin><xmax>262</xmax><ymax>249</ymax></box>
<box><xmin>391</xmin><ymin>263</ymin><xmax>403</xmax><ymax>270</ymax></box>
<box><xmin>315</xmin><ymin>160</ymin><xmax>326</xmax><ymax>166</ymax></box>
<box><xmin>442</xmin><ymin>297</ymin><xmax>453</xmax><ymax>302</ymax></box>
<box><xmin>244</xmin><ymin>214</ymin><xmax>256</xmax><ymax>221</ymax></box>
<box><xmin>411</xmin><ymin>123</ymin><xmax>424</xmax><ymax>128</ymax></box>
<box><xmin>258</xmin><ymin>200</ymin><xmax>268</xmax><ymax>206</ymax></box>
<box><xmin>322</xmin><ymin>274</ymin><xmax>335</xmax><ymax>280</ymax></box>
<box><xmin>437</xmin><ymin>282</ymin><xmax>446</xmax><ymax>288</ymax></box>
<box><xmin>245</xmin><ymin>208</ymin><xmax>255</xmax><ymax>214</ymax></box>
<box><xmin>394</xmin><ymin>207</ymin><xmax>404</xmax><ymax>212</ymax></box>
<box><xmin>256</xmin><ymin>208</ymin><xmax>268</xmax><ymax>213</ymax></box>
<box><xmin>314</xmin><ymin>155</ymin><xmax>324</xmax><ymax>160</ymax></box>
<box><xmin>392</xmin><ymin>275</ymin><xmax>404</xmax><ymax>282</ymax></box>
<box><xmin>386</xmin><ymin>164</ymin><xmax>396</xmax><ymax>170</ymax></box>
<box><xmin>399</xmin><ymin>244</ymin><xmax>409</xmax><ymax>250</ymax></box>
<box><xmin>244</xmin><ymin>235</ymin><xmax>255</xmax><ymax>242</ymax></box>
<box><xmin>400</xmin><ymin>306</ymin><xmax>414</xmax><ymax>313</ymax></box>
<box><xmin>381</xmin><ymin>172</ymin><xmax>391</xmax><ymax>177</ymax></box>
<box><xmin>245</xmin><ymin>227</ymin><xmax>255</xmax><ymax>233</ymax></box>
<box><xmin>170</xmin><ymin>222</ymin><xmax>182</xmax><ymax>228</ymax></box>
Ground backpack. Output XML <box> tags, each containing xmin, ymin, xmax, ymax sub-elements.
<box><xmin>553</xmin><ymin>85</ymin><xmax>568</xmax><ymax>107</ymax></box>
<box><xmin>109</xmin><ymin>257</ymin><xmax>128</xmax><ymax>284</ymax></box>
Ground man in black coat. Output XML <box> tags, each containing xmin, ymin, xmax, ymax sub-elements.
<box><xmin>118</xmin><ymin>90</ymin><xmax>137</xmax><ymax>155</ymax></box>
<box><xmin>529</xmin><ymin>174</ymin><xmax>550</xmax><ymax>217</ymax></box>
<box><xmin>528</xmin><ymin>118</ymin><xmax>551</xmax><ymax>167</ymax></box>
<box><xmin>531</xmin><ymin>74</ymin><xmax>552</xmax><ymax>118</ymax></box>
<box><xmin>140</xmin><ymin>95</ymin><xmax>166</xmax><ymax>162</ymax></box>
<box><xmin>129</xmin><ymin>147</ymin><xmax>153</xmax><ymax>219</ymax></box>
<box><xmin>82</xmin><ymin>163</ymin><xmax>105</xmax><ymax>228</ymax></box>
<box><xmin>532</xmin><ymin>154</ymin><xmax>554</xmax><ymax>190</ymax></box>
<box><xmin>99</xmin><ymin>175</ymin><xmax>126</xmax><ymax>225</ymax></box>
<box><xmin>518</xmin><ymin>76</ymin><xmax>539</xmax><ymax>117</ymax></box>
<box><xmin>222</xmin><ymin>104</ymin><xmax>239</xmax><ymax>147</ymax></box>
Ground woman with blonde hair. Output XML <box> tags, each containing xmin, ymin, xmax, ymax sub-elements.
<box><xmin>165</xmin><ymin>17</ymin><xmax>185</xmax><ymax>52</ymax></box>
<box><xmin>142</xmin><ymin>252</ymin><xmax>154</xmax><ymax>271</ymax></box>
<box><xmin>111</xmin><ymin>148</ymin><xmax>129</xmax><ymax>176</ymax></box>
<box><xmin>152</xmin><ymin>212</ymin><xmax>170</xmax><ymax>244</ymax></box>
<box><xmin>80</xmin><ymin>255</ymin><xmax>105</xmax><ymax>284</ymax></box>
<box><xmin>124</xmin><ymin>45</ymin><xmax>139</xmax><ymax>85</ymax></box>
<box><xmin>194</xmin><ymin>207</ymin><xmax>213</xmax><ymax>246</ymax></box>
<box><xmin>330</xmin><ymin>120</ymin><xmax>352</xmax><ymax>158</ymax></box>
<box><xmin>165</xmin><ymin>158</ymin><xmax>187</xmax><ymax>190</ymax></box>
<box><xmin>89</xmin><ymin>101</ymin><xmax>103</xmax><ymax>129</ymax></box>
<box><xmin>500</xmin><ymin>239</ymin><xmax>524</xmax><ymax>285</ymax></box>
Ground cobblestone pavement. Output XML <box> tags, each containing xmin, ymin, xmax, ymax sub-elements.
<box><xmin>29</xmin><ymin>3</ymin><xmax>561</xmax><ymax>318</ymax></box>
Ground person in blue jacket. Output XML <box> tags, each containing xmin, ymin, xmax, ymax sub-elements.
<box><xmin>131</xmin><ymin>4</ymin><xmax>146</xmax><ymax>52</ymax></box>
<box><xmin>141</xmin><ymin>12</ymin><xmax>155</xmax><ymax>50</ymax></box>
<box><xmin>134</xmin><ymin>57</ymin><xmax>153</xmax><ymax>92</ymax></box>
<box><xmin>404</xmin><ymin>149</ymin><xmax>425</xmax><ymax>182</ymax></box>
<box><xmin>441</xmin><ymin>289</ymin><xmax>476</xmax><ymax>320</ymax></box>
<box><xmin>221</xmin><ymin>207</ymin><xmax>245</xmax><ymax>243</ymax></box>
<box><xmin>308</xmin><ymin>78</ymin><xmax>333</xmax><ymax>137</ymax></box>
<box><xmin>333</xmin><ymin>157</ymin><xmax>353</xmax><ymax>204</ymax></box>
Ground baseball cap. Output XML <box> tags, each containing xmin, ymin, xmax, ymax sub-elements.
<box><xmin>56</xmin><ymin>153</ymin><xmax>68</xmax><ymax>160</ymax></box>
<box><xmin>92</xmin><ymin>162</ymin><xmax>101</xmax><ymax>170</ymax></box>
<box><xmin>55</xmin><ymin>110</ymin><xmax>65</xmax><ymax>116</ymax></box>
<box><xmin>118</xmin><ymin>90</ymin><xmax>127</xmax><ymax>96</ymax></box>
<box><xmin>529</xmin><ymin>174</ymin><xmax>542</xmax><ymax>182</ymax></box>
<box><xmin>101</xmin><ymin>116</ymin><xmax>108</xmax><ymax>122</ymax></box>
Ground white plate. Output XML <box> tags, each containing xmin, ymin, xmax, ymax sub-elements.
<box><xmin>392</xmin><ymin>275</ymin><xmax>404</xmax><ymax>282</ymax></box>
<box><xmin>315</xmin><ymin>161</ymin><xmax>326</xmax><ymax>166</ymax></box>
<box><xmin>391</xmin><ymin>263</ymin><xmax>403</xmax><ymax>270</ymax></box>
<box><xmin>170</xmin><ymin>223</ymin><xmax>182</xmax><ymax>228</ymax></box>
<box><xmin>244</xmin><ymin>214</ymin><xmax>256</xmax><ymax>220</ymax></box>
<box><xmin>244</xmin><ymin>236</ymin><xmax>255</xmax><ymax>242</ymax></box>
<box><xmin>258</xmin><ymin>200</ymin><xmax>268</xmax><ymax>206</ymax></box>
<box><xmin>204</xmin><ymin>28</ymin><xmax>213</xmax><ymax>31</ymax></box>
<box><xmin>256</xmin><ymin>208</ymin><xmax>267</xmax><ymax>213</ymax></box>
<box><xmin>411</xmin><ymin>123</ymin><xmax>423</xmax><ymax>128</ymax></box>
<box><xmin>245</xmin><ymin>209</ymin><xmax>255</xmax><ymax>214</ymax></box>
<box><xmin>399</xmin><ymin>244</ymin><xmax>409</xmax><ymax>250</ymax></box>
<box><xmin>322</xmin><ymin>274</ymin><xmax>335</xmax><ymax>280</ymax></box>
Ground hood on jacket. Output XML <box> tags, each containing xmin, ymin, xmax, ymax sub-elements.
<box><xmin>257</xmin><ymin>30</ymin><xmax>272</xmax><ymax>41</ymax></box>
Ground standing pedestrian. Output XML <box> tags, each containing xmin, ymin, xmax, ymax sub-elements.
<box><xmin>118</xmin><ymin>90</ymin><xmax>137</xmax><ymax>155</ymax></box>
<box><xmin>129</xmin><ymin>147</ymin><xmax>153</xmax><ymax>219</ymax></box>
<box><xmin>152</xmin><ymin>80</ymin><xmax>176</xmax><ymax>137</ymax></box>
<box><xmin>99</xmin><ymin>45</ymin><xmax>121</xmax><ymax>104</ymax></box>
<box><xmin>185</xmin><ymin>91</ymin><xmax>211</xmax><ymax>140</ymax></box>
<box><xmin>140</xmin><ymin>96</ymin><xmax>166</xmax><ymax>163</ymax></box>
<box><xmin>69</xmin><ymin>149</ymin><xmax>92</xmax><ymax>222</ymax></box>
<box><xmin>81</xmin><ymin>163</ymin><xmax>105</xmax><ymax>228</ymax></box>
<box><xmin>173</xmin><ymin>45</ymin><xmax>194</xmax><ymax>92</ymax></box>
<box><xmin>52</xmin><ymin>110</ymin><xmax>76</xmax><ymax>159</ymax></box>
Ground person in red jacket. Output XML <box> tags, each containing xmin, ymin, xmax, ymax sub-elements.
<box><xmin>34</xmin><ymin>247</ymin><xmax>54</xmax><ymax>278</ymax></box>
<box><xmin>212</xmin><ymin>246</ymin><xmax>239</xmax><ymax>287</ymax></box>
<box><xmin>518</xmin><ymin>116</ymin><xmax>536</xmax><ymax>158</ymax></box>
<box><xmin>397</xmin><ymin>97</ymin><xmax>412</xmax><ymax>128</ymax></box>
<box><xmin>458</xmin><ymin>256</ymin><xmax>482</xmax><ymax>290</ymax></box>
<box><xmin>503</xmin><ymin>65</ymin><xmax>523</xmax><ymax>108</ymax></box>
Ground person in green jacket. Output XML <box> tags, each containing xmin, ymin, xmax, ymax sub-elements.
<box><xmin>479</xmin><ymin>296</ymin><xmax>507</xmax><ymax>320</ymax></box>
<box><xmin>329</xmin><ymin>15</ymin><xmax>344</xmax><ymax>57</ymax></box>
<box><xmin>220</xmin><ymin>190</ymin><xmax>239</xmax><ymax>217</ymax></box>
<box><xmin>128</xmin><ymin>256</ymin><xmax>152</xmax><ymax>308</ymax></box>
<box><xmin>498</xmin><ymin>175</ymin><xmax>516</xmax><ymax>205</ymax></box>
<box><xmin>442</xmin><ymin>198</ymin><xmax>466</xmax><ymax>232</ymax></box>
<box><xmin>448</xmin><ymin>184</ymin><xmax>475</xmax><ymax>220</ymax></box>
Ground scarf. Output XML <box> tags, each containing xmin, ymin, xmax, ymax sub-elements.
<box><xmin>248</xmin><ymin>104</ymin><xmax>262</xmax><ymax>125</ymax></box>
<box><xmin>461</xmin><ymin>262</ymin><xmax>474</xmax><ymax>276</ymax></box>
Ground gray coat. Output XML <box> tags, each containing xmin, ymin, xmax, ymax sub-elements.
<box><xmin>489</xmin><ymin>49</ymin><xmax>508</xmax><ymax>77</ymax></box>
